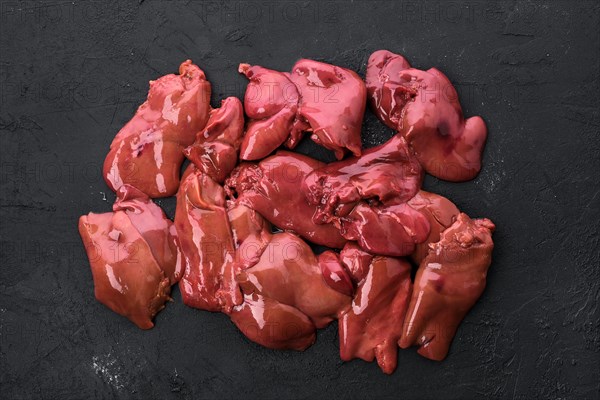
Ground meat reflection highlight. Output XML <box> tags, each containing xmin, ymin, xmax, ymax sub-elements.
<box><xmin>103</xmin><ymin>60</ymin><xmax>211</xmax><ymax>197</ymax></box>
<box><xmin>81</xmin><ymin>53</ymin><xmax>497</xmax><ymax>374</ymax></box>
<box><xmin>400</xmin><ymin>214</ymin><xmax>495</xmax><ymax>360</ymax></box>
<box><xmin>366</xmin><ymin>50</ymin><xmax>487</xmax><ymax>181</ymax></box>
<box><xmin>239</xmin><ymin>59</ymin><xmax>366</xmax><ymax>160</ymax></box>
<box><xmin>225</xmin><ymin>151</ymin><xmax>347</xmax><ymax>248</ymax></box>
<box><xmin>78</xmin><ymin>185</ymin><xmax>182</xmax><ymax>329</ymax></box>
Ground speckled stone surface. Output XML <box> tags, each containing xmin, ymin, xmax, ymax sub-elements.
<box><xmin>1</xmin><ymin>1</ymin><xmax>598</xmax><ymax>399</ymax></box>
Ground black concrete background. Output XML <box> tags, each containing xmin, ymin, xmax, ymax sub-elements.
<box><xmin>1</xmin><ymin>0</ymin><xmax>599</xmax><ymax>399</ymax></box>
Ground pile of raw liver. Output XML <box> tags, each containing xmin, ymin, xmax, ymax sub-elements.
<box><xmin>79</xmin><ymin>51</ymin><xmax>495</xmax><ymax>374</ymax></box>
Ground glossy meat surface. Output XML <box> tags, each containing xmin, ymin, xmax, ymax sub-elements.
<box><xmin>339</xmin><ymin>256</ymin><xmax>412</xmax><ymax>374</ymax></box>
<box><xmin>317</xmin><ymin>251</ymin><xmax>354</xmax><ymax>297</ymax></box>
<box><xmin>174</xmin><ymin>168</ymin><xmax>241</xmax><ymax>313</ymax></box>
<box><xmin>238</xmin><ymin>60</ymin><xmax>365</xmax><ymax>160</ymax></box>
<box><xmin>301</xmin><ymin>133</ymin><xmax>432</xmax><ymax>257</ymax></box>
<box><xmin>230</xmin><ymin>292</ymin><xmax>316</xmax><ymax>351</ymax></box>
<box><xmin>227</xmin><ymin>204</ymin><xmax>320</xmax><ymax>349</ymax></box>
<box><xmin>303</xmin><ymin>134</ymin><xmax>423</xmax><ymax>223</ymax></box>
<box><xmin>407</xmin><ymin>191</ymin><xmax>460</xmax><ymax>264</ymax></box>
<box><xmin>288</xmin><ymin>59</ymin><xmax>366</xmax><ymax>159</ymax></box>
<box><xmin>227</xmin><ymin>204</ymin><xmax>272</xmax><ymax>271</ymax></box>
<box><xmin>103</xmin><ymin>60</ymin><xmax>211</xmax><ymax>197</ymax></box>
<box><xmin>225</xmin><ymin>151</ymin><xmax>347</xmax><ymax>248</ymax></box>
<box><xmin>184</xmin><ymin>97</ymin><xmax>245</xmax><ymax>183</ymax></box>
<box><xmin>237</xmin><ymin>232</ymin><xmax>351</xmax><ymax>328</ymax></box>
<box><xmin>366</xmin><ymin>50</ymin><xmax>487</xmax><ymax>181</ymax></box>
<box><xmin>112</xmin><ymin>185</ymin><xmax>183</xmax><ymax>284</ymax></box>
<box><xmin>339</xmin><ymin>242</ymin><xmax>373</xmax><ymax>284</ymax></box>
<box><xmin>339</xmin><ymin>202</ymin><xmax>430</xmax><ymax>257</ymax></box>
<box><xmin>78</xmin><ymin>185</ymin><xmax>181</xmax><ymax>329</ymax></box>
<box><xmin>238</xmin><ymin>63</ymin><xmax>302</xmax><ymax>161</ymax></box>
<box><xmin>400</xmin><ymin>213</ymin><xmax>495</xmax><ymax>360</ymax></box>
<box><xmin>80</xmin><ymin>51</ymin><xmax>497</xmax><ymax>371</ymax></box>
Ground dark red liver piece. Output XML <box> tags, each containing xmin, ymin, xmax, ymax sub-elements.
<box><xmin>103</xmin><ymin>60</ymin><xmax>211</xmax><ymax>197</ymax></box>
<box><xmin>225</xmin><ymin>151</ymin><xmax>347</xmax><ymax>248</ymax></box>
<box><xmin>238</xmin><ymin>64</ymin><xmax>301</xmax><ymax>161</ymax></box>
<box><xmin>400</xmin><ymin>213</ymin><xmax>495</xmax><ymax>361</ymax></box>
<box><xmin>238</xmin><ymin>59</ymin><xmax>366</xmax><ymax>161</ymax></box>
<box><xmin>184</xmin><ymin>97</ymin><xmax>245</xmax><ymax>183</ymax></box>
<box><xmin>288</xmin><ymin>59</ymin><xmax>366</xmax><ymax>159</ymax></box>
<box><xmin>339</xmin><ymin>242</ymin><xmax>373</xmax><ymax>284</ymax></box>
<box><xmin>236</xmin><ymin>232</ymin><xmax>351</xmax><ymax>329</ymax></box>
<box><xmin>407</xmin><ymin>190</ymin><xmax>460</xmax><ymax>264</ymax></box>
<box><xmin>366</xmin><ymin>50</ymin><xmax>487</xmax><ymax>181</ymax></box>
<box><xmin>78</xmin><ymin>185</ymin><xmax>182</xmax><ymax>329</ymax></box>
<box><xmin>230</xmin><ymin>292</ymin><xmax>316</xmax><ymax>351</ymax></box>
<box><xmin>317</xmin><ymin>251</ymin><xmax>355</xmax><ymax>297</ymax></box>
<box><xmin>227</xmin><ymin>204</ymin><xmax>340</xmax><ymax>348</ymax></box>
<box><xmin>303</xmin><ymin>134</ymin><xmax>423</xmax><ymax>224</ymax></box>
<box><xmin>338</xmin><ymin>202</ymin><xmax>430</xmax><ymax>257</ymax></box>
<box><xmin>338</xmin><ymin>256</ymin><xmax>412</xmax><ymax>374</ymax></box>
<box><xmin>174</xmin><ymin>168</ymin><xmax>241</xmax><ymax>313</ymax></box>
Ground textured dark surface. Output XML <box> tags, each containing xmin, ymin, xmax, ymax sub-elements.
<box><xmin>1</xmin><ymin>0</ymin><xmax>599</xmax><ymax>399</ymax></box>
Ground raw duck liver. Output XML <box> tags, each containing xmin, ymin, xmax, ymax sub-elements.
<box><xmin>302</xmin><ymin>134</ymin><xmax>423</xmax><ymax>224</ymax></box>
<box><xmin>366</xmin><ymin>50</ymin><xmax>487</xmax><ymax>182</ymax></box>
<box><xmin>184</xmin><ymin>96</ymin><xmax>245</xmax><ymax>183</ymax></box>
<box><xmin>230</xmin><ymin>292</ymin><xmax>317</xmax><ymax>351</ymax></box>
<box><xmin>79</xmin><ymin>53</ymin><xmax>497</xmax><ymax>374</ymax></box>
<box><xmin>228</xmin><ymin>204</ymin><xmax>315</xmax><ymax>350</ymax></box>
<box><xmin>174</xmin><ymin>168</ymin><xmax>241</xmax><ymax>313</ymax></box>
<box><xmin>174</xmin><ymin>97</ymin><xmax>247</xmax><ymax>313</ymax></box>
<box><xmin>407</xmin><ymin>191</ymin><xmax>460</xmax><ymax>264</ymax></box>
<box><xmin>317</xmin><ymin>250</ymin><xmax>355</xmax><ymax>297</ymax></box>
<box><xmin>338</xmin><ymin>254</ymin><xmax>412</xmax><ymax>374</ymax></box>
<box><xmin>238</xmin><ymin>59</ymin><xmax>365</xmax><ymax>160</ymax></box>
<box><xmin>78</xmin><ymin>185</ymin><xmax>182</xmax><ymax>329</ymax></box>
<box><xmin>225</xmin><ymin>151</ymin><xmax>347</xmax><ymax>248</ymax></box>
<box><xmin>338</xmin><ymin>202</ymin><xmax>430</xmax><ymax>257</ymax></box>
<box><xmin>236</xmin><ymin>232</ymin><xmax>351</xmax><ymax>329</ymax></box>
<box><xmin>400</xmin><ymin>213</ymin><xmax>495</xmax><ymax>360</ymax></box>
<box><xmin>301</xmin><ymin>134</ymin><xmax>432</xmax><ymax>257</ymax></box>
<box><xmin>103</xmin><ymin>60</ymin><xmax>211</xmax><ymax>197</ymax></box>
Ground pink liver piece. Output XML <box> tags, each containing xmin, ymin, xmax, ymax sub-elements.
<box><xmin>400</xmin><ymin>213</ymin><xmax>495</xmax><ymax>361</ymax></box>
<box><xmin>184</xmin><ymin>97</ymin><xmax>245</xmax><ymax>184</ymax></box>
<box><xmin>227</xmin><ymin>204</ymin><xmax>272</xmax><ymax>271</ymax></box>
<box><xmin>366</xmin><ymin>50</ymin><xmax>488</xmax><ymax>182</ymax></box>
<box><xmin>303</xmin><ymin>134</ymin><xmax>423</xmax><ymax>224</ymax></box>
<box><xmin>318</xmin><ymin>250</ymin><xmax>355</xmax><ymax>297</ymax></box>
<box><xmin>237</xmin><ymin>232</ymin><xmax>351</xmax><ymax>329</ymax></box>
<box><xmin>338</xmin><ymin>256</ymin><xmax>412</xmax><ymax>374</ymax></box>
<box><xmin>407</xmin><ymin>190</ymin><xmax>460</xmax><ymax>264</ymax></box>
<box><xmin>78</xmin><ymin>185</ymin><xmax>182</xmax><ymax>329</ymax></box>
<box><xmin>239</xmin><ymin>59</ymin><xmax>366</xmax><ymax>161</ymax></box>
<box><xmin>225</xmin><ymin>151</ymin><xmax>347</xmax><ymax>248</ymax></box>
<box><xmin>238</xmin><ymin>64</ymin><xmax>301</xmax><ymax>161</ymax></box>
<box><xmin>80</xmin><ymin>52</ymin><xmax>497</xmax><ymax>374</ymax></box>
<box><xmin>301</xmin><ymin>133</ymin><xmax>432</xmax><ymax>257</ymax></box>
<box><xmin>103</xmin><ymin>60</ymin><xmax>211</xmax><ymax>197</ymax></box>
<box><xmin>288</xmin><ymin>59</ymin><xmax>366</xmax><ymax>159</ymax></box>
<box><xmin>112</xmin><ymin>185</ymin><xmax>183</xmax><ymax>284</ymax></box>
<box><xmin>174</xmin><ymin>167</ymin><xmax>241</xmax><ymax>313</ymax></box>
<box><xmin>339</xmin><ymin>202</ymin><xmax>430</xmax><ymax>257</ymax></box>
<box><xmin>228</xmin><ymin>204</ymin><xmax>340</xmax><ymax>348</ymax></box>
<box><xmin>339</xmin><ymin>242</ymin><xmax>373</xmax><ymax>284</ymax></box>
<box><xmin>230</xmin><ymin>292</ymin><xmax>317</xmax><ymax>351</ymax></box>
<box><xmin>173</xmin><ymin>96</ymin><xmax>249</xmax><ymax>313</ymax></box>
